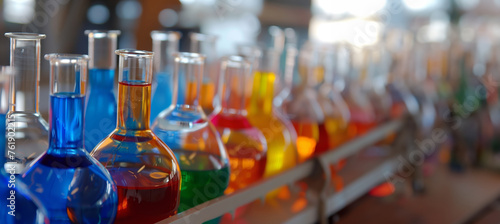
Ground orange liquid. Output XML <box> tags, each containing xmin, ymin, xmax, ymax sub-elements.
<box><xmin>210</xmin><ymin>114</ymin><xmax>267</xmax><ymax>194</ymax></box>
<box><xmin>292</xmin><ymin>121</ymin><xmax>319</xmax><ymax>162</ymax></box>
<box><xmin>225</xmin><ymin>148</ymin><xmax>267</xmax><ymax>194</ymax></box>
<box><xmin>200</xmin><ymin>81</ymin><xmax>215</xmax><ymax>115</ymax></box>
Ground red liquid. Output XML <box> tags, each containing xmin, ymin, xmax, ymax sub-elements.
<box><xmin>114</xmin><ymin>184</ymin><xmax>179</xmax><ymax>224</ymax></box>
<box><xmin>109</xmin><ymin>167</ymin><xmax>180</xmax><ymax>224</ymax></box>
<box><xmin>315</xmin><ymin>123</ymin><xmax>330</xmax><ymax>154</ymax></box>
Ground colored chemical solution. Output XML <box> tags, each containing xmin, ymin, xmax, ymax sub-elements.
<box><xmin>346</xmin><ymin>106</ymin><xmax>377</xmax><ymax>139</ymax></box>
<box><xmin>109</xmin><ymin>167</ymin><xmax>180</xmax><ymax>224</ymax></box>
<box><xmin>0</xmin><ymin>175</ymin><xmax>49</xmax><ymax>223</ymax></box>
<box><xmin>85</xmin><ymin>68</ymin><xmax>117</xmax><ymax>152</ymax></box>
<box><xmin>292</xmin><ymin>121</ymin><xmax>319</xmax><ymax>162</ymax></box>
<box><xmin>1</xmin><ymin>113</ymin><xmax>49</xmax><ymax>223</ymax></box>
<box><xmin>248</xmin><ymin>71</ymin><xmax>297</xmax><ymax>177</ymax></box>
<box><xmin>152</xmin><ymin>53</ymin><xmax>229</xmax><ymax>221</ymax></box>
<box><xmin>151</xmin><ymin>72</ymin><xmax>186</xmax><ymax>120</ymax></box>
<box><xmin>177</xmin><ymin>152</ymin><xmax>229</xmax><ymax>212</ymax></box>
<box><xmin>200</xmin><ymin>81</ymin><xmax>216</xmax><ymax>115</ymax></box>
<box><xmin>151</xmin><ymin>72</ymin><xmax>173</xmax><ymax>120</ymax></box>
<box><xmin>210</xmin><ymin>114</ymin><xmax>267</xmax><ymax>194</ymax></box>
<box><xmin>21</xmin><ymin>94</ymin><xmax>118</xmax><ymax>223</ymax></box>
<box><xmin>92</xmin><ymin>81</ymin><xmax>181</xmax><ymax>223</ymax></box>
<box><xmin>316</xmin><ymin>122</ymin><xmax>330</xmax><ymax>154</ymax></box>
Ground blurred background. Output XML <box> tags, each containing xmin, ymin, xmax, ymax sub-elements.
<box><xmin>3</xmin><ymin>0</ymin><xmax>500</xmax><ymax>223</ymax></box>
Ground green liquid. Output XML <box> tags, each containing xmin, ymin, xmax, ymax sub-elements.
<box><xmin>176</xmin><ymin>151</ymin><xmax>230</xmax><ymax>222</ymax></box>
<box><xmin>179</xmin><ymin>167</ymin><xmax>230</xmax><ymax>211</ymax></box>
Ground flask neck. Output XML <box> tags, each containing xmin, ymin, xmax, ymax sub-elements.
<box><xmin>88</xmin><ymin>69</ymin><xmax>115</xmax><ymax>91</ymax></box>
<box><xmin>219</xmin><ymin>71</ymin><xmax>248</xmax><ymax>116</ymax></box>
<box><xmin>48</xmin><ymin>94</ymin><xmax>85</xmax><ymax>153</ymax></box>
<box><xmin>117</xmin><ymin>82</ymin><xmax>151</xmax><ymax>131</ymax></box>
<box><xmin>249</xmin><ymin>71</ymin><xmax>275</xmax><ymax>115</ymax></box>
<box><xmin>9</xmin><ymin>40</ymin><xmax>41</xmax><ymax>114</ymax></box>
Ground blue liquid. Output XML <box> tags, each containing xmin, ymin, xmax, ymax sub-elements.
<box><xmin>1</xmin><ymin>112</ymin><xmax>49</xmax><ymax>223</ymax></box>
<box><xmin>21</xmin><ymin>94</ymin><xmax>118</xmax><ymax>224</ymax></box>
<box><xmin>0</xmin><ymin>174</ymin><xmax>49</xmax><ymax>223</ymax></box>
<box><xmin>84</xmin><ymin>69</ymin><xmax>117</xmax><ymax>152</ymax></box>
<box><xmin>151</xmin><ymin>72</ymin><xmax>185</xmax><ymax>121</ymax></box>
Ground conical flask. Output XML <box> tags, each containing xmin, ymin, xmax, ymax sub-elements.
<box><xmin>4</xmin><ymin>33</ymin><xmax>49</xmax><ymax>174</ymax></box>
<box><xmin>0</xmin><ymin>66</ymin><xmax>49</xmax><ymax>224</ymax></box>
<box><xmin>91</xmin><ymin>49</ymin><xmax>181</xmax><ymax>223</ymax></box>
<box><xmin>20</xmin><ymin>54</ymin><xmax>118</xmax><ymax>223</ymax></box>
<box><xmin>151</xmin><ymin>52</ymin><xmax>229</xmax><ymax>213</ymax></box>
<box><xmin>210</xmin><ymin>56</ymin><xmax>267</xmax><ymax>194</ymax></box>
<box><xmin>84</xmin><ymin>30</ymin><xmax>120</xmax><ymax>152</ymax></box>
<box><xmin>151</xmin><ymin>31</ymin><xmax>182</xmax><ymax>120</ymax></box>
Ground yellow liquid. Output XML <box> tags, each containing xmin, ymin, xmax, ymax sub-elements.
<box><xmin>248</xmin><ymin>71</ymin><xmax>299</xmax><ymax>199</ymax></box>
<box><xmin>248</xmin><ymin>72</ymin><xmax>298</xmax><ymax>175</ymax></box>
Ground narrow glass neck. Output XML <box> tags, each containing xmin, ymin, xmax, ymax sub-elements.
<box><xmin>152</xmin><ymin>31</ymin><xmax>181</xmax><ymax>76</ymax></box>
<box><xmin>249</xmin><ymin>71</ymin><xmax>275</xmax><ymax>115</ymax></box>
<box><xmin>48</xmin><ymin>94</ymin><xmax>84</xmax><ymax>151</ymax></box>
<box><xmin>173</xmin><ymin>53</ymin><xmax>205</xmax><ymax>109</ymax></box>
<box><xmin>45</xmin><ymin>53</ymin><xmax>88</xmax><ymax>153</ymax></box>
<box><xmin>89</xmin><ymin>68</ymin><xmax>115</xmax><ymax>90</ymax></box>
<box><xmin>86</xmin><ymin>30</ymin><xmax>120</xmax><ymax>70</ymax></box>
<box><xmin>9</xmin><ymin>38</ymin><xmax>42</xmax><ymax>113</ymax></box>
<box><xmin>283</xmin><ymin>46</ymin><xmax>298</xmax><ymax>90</ymax></box>
<box><xmin>220</xmin><ymin>73</ymin><xmax>247</xmax><ymax>115</ymax></box>
<box><xmin>218</xmin><ymin>57</ymin><xmax>250</xmax><ymax>115</ymax></box>
<box><xmin>115</xmin><ymin>49</ymin><xmax>154</xmax><ymax>131</ymax></box>
<box><xmin>117</xmin><ymin>82</ymin><xmax>151</xmax><ymax>130</ymax></box>
<box><xmin>181</xmin><ymin>74</ymin><xmax>201</xmax><ymax>109</ymax></box>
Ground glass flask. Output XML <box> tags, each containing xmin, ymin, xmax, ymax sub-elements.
<box><xmin>363</xmin><ymin>45</ymin><xmax>393</xmax><ymax>123</ymax></box>
<box><xmin>319</xmin><ymin>46</ymin><xmax>351</xmax><ymax>149</ymax></box>
<box><xmin>0</xmin><ymin>66</ymin><xmax>49</xmax><ymax>224</ymax></box>
<box><xmin>151</xmin><ymin>52</ymin><xmax>229</xmax><ymax>213</ymax></box>
<box><xmin>20</xmin><ymin>54</ymin><xmax>118</xmax><ymax>223</ymax></box>
<box><xmin>190</xmin><ymin>33</ymin><xmax>218</xmax><ymax>115</ymax></box>
<box><xmin>151</xmin><ymin>31</ymin><xmax>182</xmax><ymax>121</ymax></box>
<box><xmin>278</xmin><ymin>45</ymin><xmax>326</xmax><ymax>162</ymax></box>
<box><xmin>209</xmin><ymin>56</ymin><xmax>267</xmax><ymax>194</ymax></box>
<box><xmin>4</xmin><ymin>33</ymin><xmax>49</xmax><ymax>174</ymax></box>
<box><xmin>342</xmin><ymin>45</ymin><xmax>377</xmax><ymax>139</ymax></box>
<box><xmin>244</xmin><ymin>47</ymin><xmax>298</xmax><ymax>178</ymax></box>
<box><xmin>90</xmin><ymin>49</ymin><xmax>181</xmax><ymax>223</ymax></box>
<box><xmin>84</xmin><ymin>30</ymin><xmax>120</xmax><ymax>152</ymax></box>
